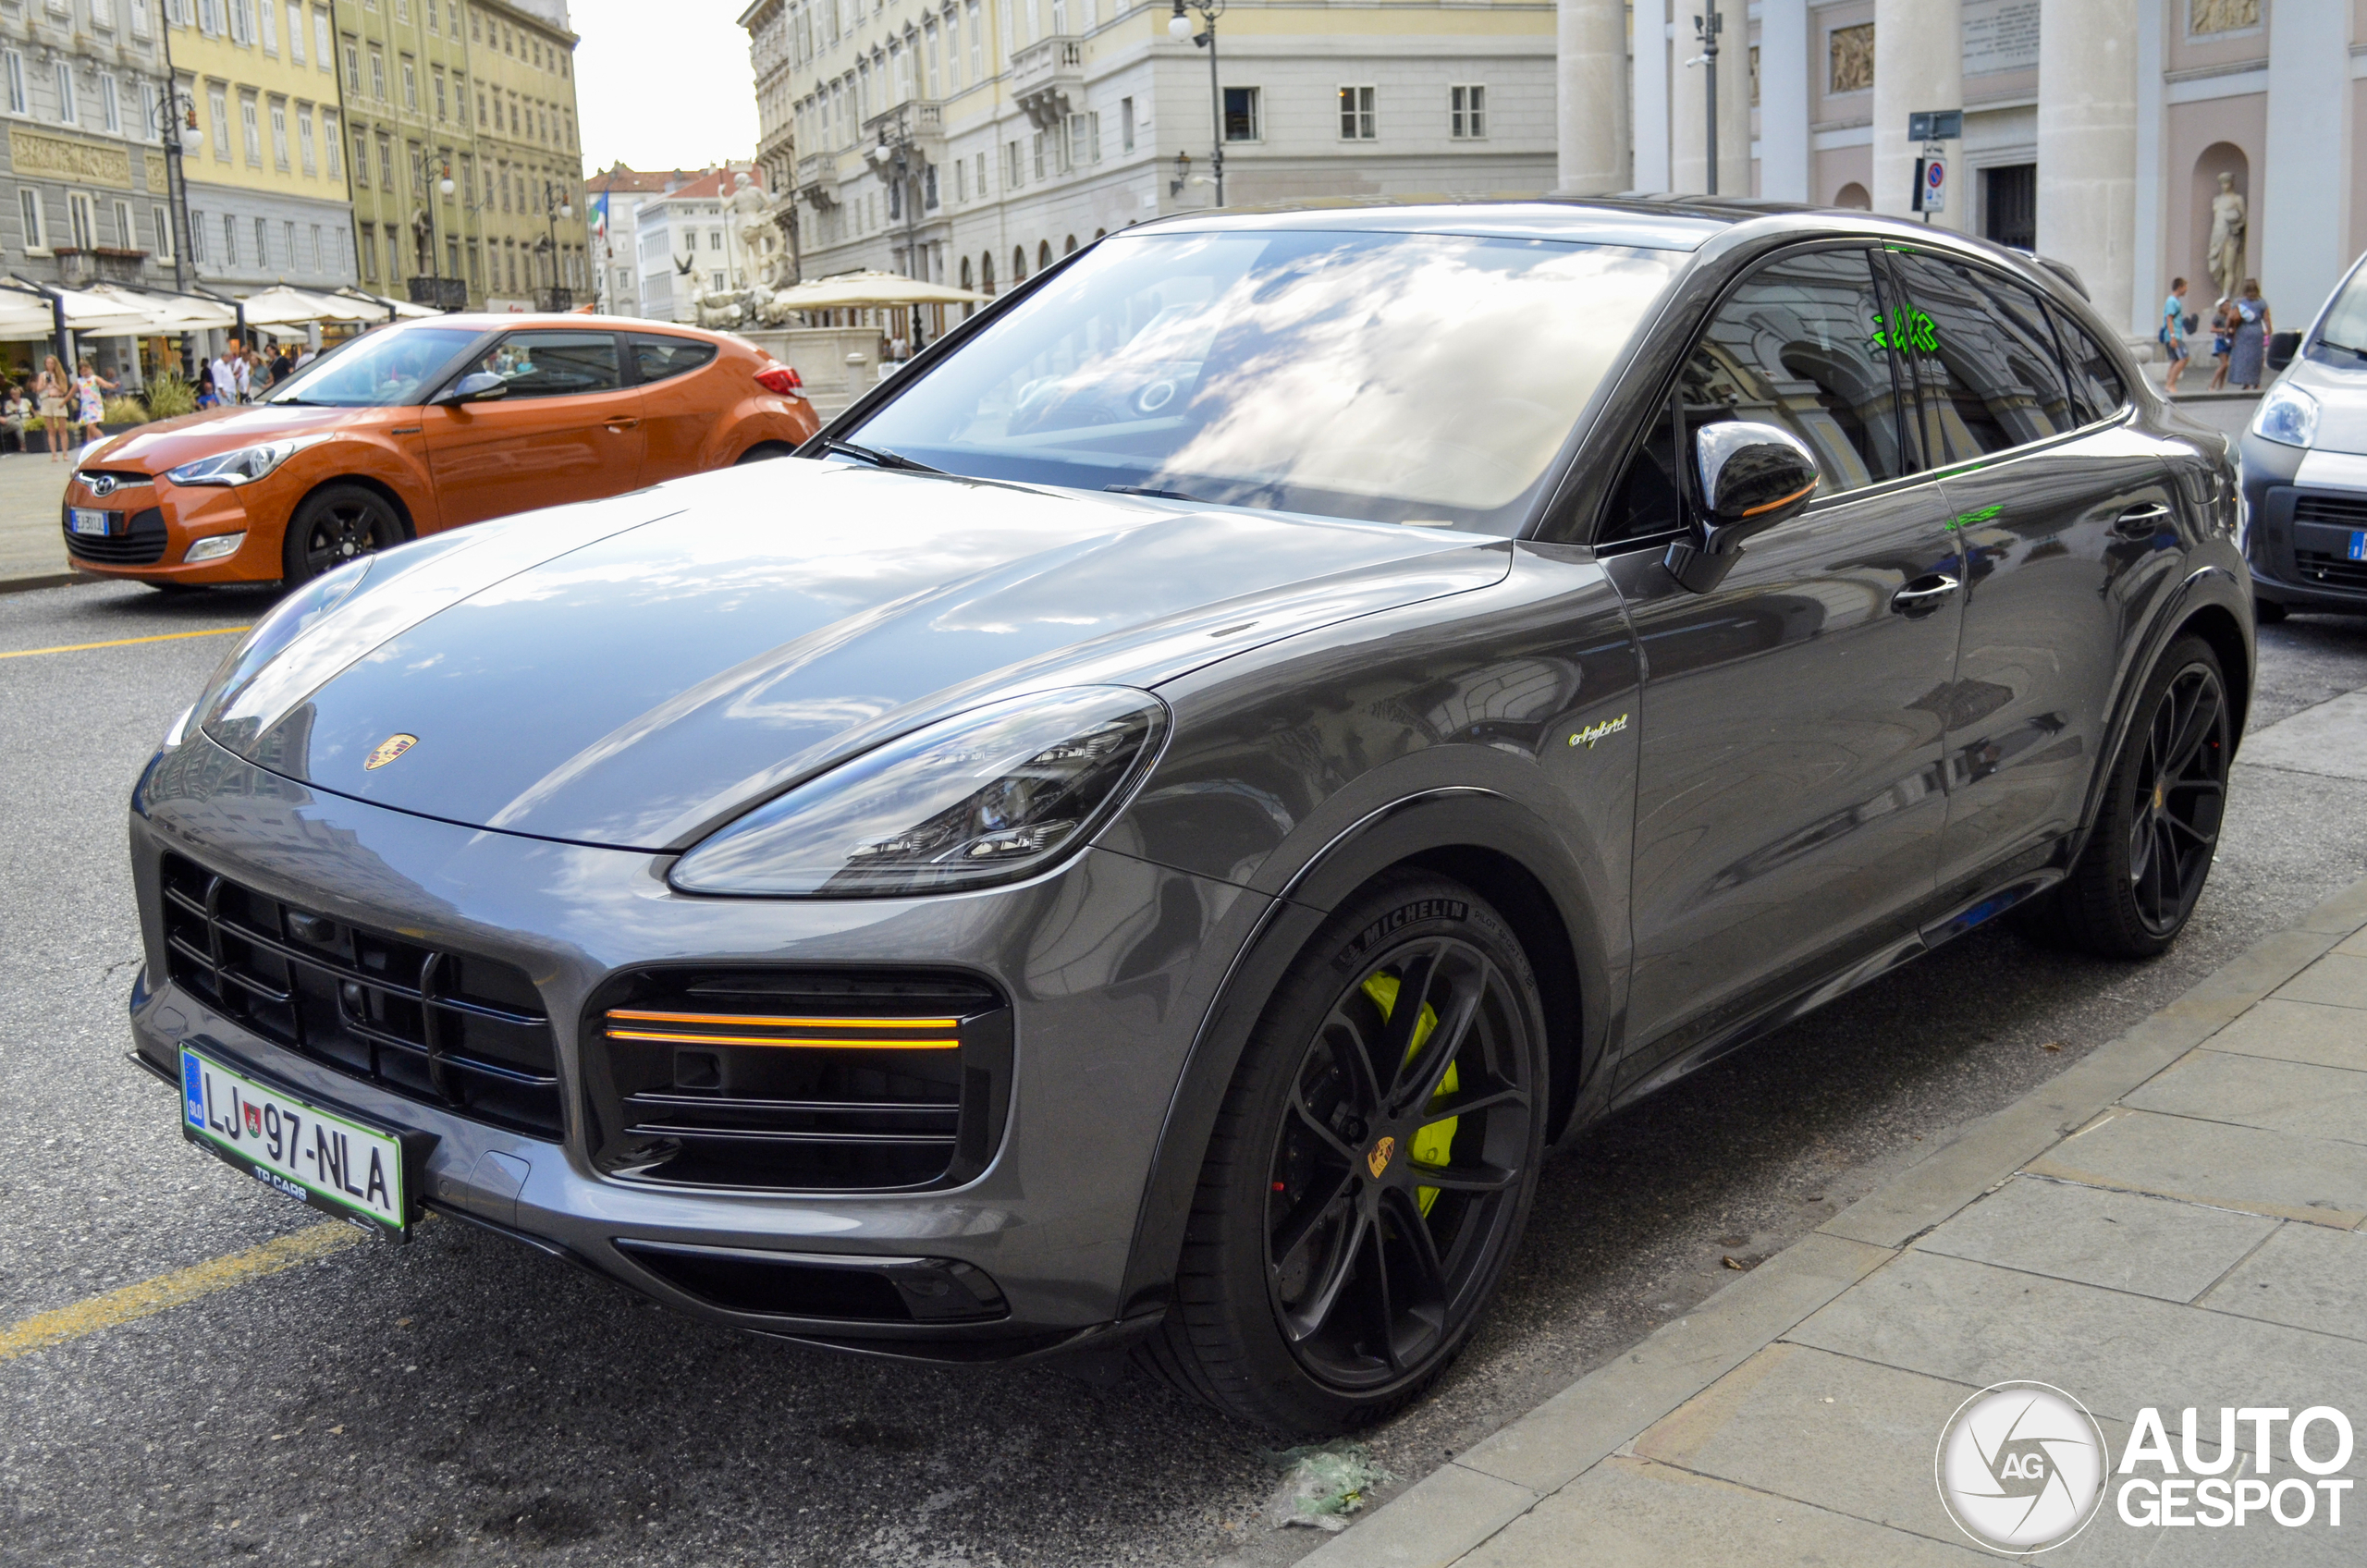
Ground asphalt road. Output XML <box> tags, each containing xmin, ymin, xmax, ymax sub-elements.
<box><xmin>6</xmin><ymin>577</ymin><xmax>2367</xmax><ymax>1568</ymax></box>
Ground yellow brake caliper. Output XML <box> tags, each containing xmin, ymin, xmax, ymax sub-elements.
<box><xmin>1362</xmin><ymin>973</ymin><xmax>1459</xmax><ymax>1216</ymax></box>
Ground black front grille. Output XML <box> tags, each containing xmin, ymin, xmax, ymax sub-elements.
<box><xmin>583</xmin><ymin>969</ymin><xmax>1013</xmax><ymax>1192</ymax></box>
<box><xmin>2295</xmin><ymin>550</ymin><xmax>2367</xmax><ymax>593</ymax></box>
<box><xmin>159</xmin><ymin>853</ymin><xmax>562</xmax><ymax>1138</ymax></box>
<box><xmin>2293</xmin><ymin>492</ymin><xmax>2367</xmax><ymax>529</ymax></box>
<box><xmin>64</xmin><ymin>506</ymin><xmax>167</xmax><ymax>564</ymax></box>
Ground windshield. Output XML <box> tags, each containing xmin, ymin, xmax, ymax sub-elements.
<box><xmin>852</xmin><ymin>228</ymin><xmax>1685</xmax><ymax>533</ymax></box>
<box><xmin>266</xmin><ymin>325</ymin><xmax>483</xmax><ymax>408</ymax></box>
<box><xmin>2318</xmin><ymin>262</ymin><xmax>2367</xmax><ymax>358</ymax></box>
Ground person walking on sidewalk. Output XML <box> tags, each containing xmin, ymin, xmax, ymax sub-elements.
<box><xmin>34</xmin><ymin>355</ymin><xmax>71</xmax><ymax>462</ymax></box>
<box><xmin>208</xmin><ymin>339</ymin><xmax>248</xmax><ymax>408</ymax></box>
<box><xmin>71</xmin><ymin>358</ymin><xmax>116</xmax><ymax>445</ymax></box>
<box><xmin>2161</xmin><ymin>277</ymin><xmax>2192</xmax><ymax>394</ymax></box>
<box><xmin>2227</xmin><ymin>279</ymin><xmax>2272</xmax><ymax>391</ymax></box>
<box><xmin>2207</xmin><ymin>298</ymin><xmax>2236</xmax><ymax>392</ymax></box>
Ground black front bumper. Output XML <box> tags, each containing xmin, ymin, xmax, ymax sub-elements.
<box><xmin>2241</xmin><ymin>432</ymin><xmax>2367</xmax><ymax>612</ymax></box>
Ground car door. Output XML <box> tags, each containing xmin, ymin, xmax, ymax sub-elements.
<box><xmin>422</xmin><ymin>329</ymin><xmax>645</xmax><ymax>528</ymax></box>
<box><xmin>1598</xmin><ymin>245</ymin><xmax>1965</xmax><ymax>1090</ymax></box>
<box><xmin>627</xmin><ymin>331</ymin><xmax>723</xmax><ymax>484</ymax></box>
<box><xmin>1883</xmin><ymin>251</ymin><xmax>2181</xmax><ymax>898</ymax></box>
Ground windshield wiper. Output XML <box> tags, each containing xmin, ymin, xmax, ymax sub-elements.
<box><xmin>816</xmin><ymin>437</ymin><xmax>942</xmax><ymax>474</ymax></box>
<box><xmin>2318</xmin><ymin>338</ymin><xmax>2367</xmax><ymax>361</ymax></box>
<box><xmin>1106</xmin><ymin>483</ymin><xmax>1208</xmax><ymax>503</ymax></box>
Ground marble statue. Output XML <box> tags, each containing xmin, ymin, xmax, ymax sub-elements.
<box><xmin>2208</xmin><ymin>173</ymin><xmax>2247</xmax><ymax>303</ymax></box>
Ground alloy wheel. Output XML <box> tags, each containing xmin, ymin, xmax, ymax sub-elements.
<box><xmin>2126</xmin><ymin>661</ymin><xmax>2229</xmax><ymax>937</ymax></box>
<box><xmin>1265</xmin><ymin>936</ymin><xmax>1536</xmax><ymax>1390</ymax></box>
<box><xmin>299</xmin><ymin>498</ymin><xmax>390</xmax><ymax>579</ymax></box>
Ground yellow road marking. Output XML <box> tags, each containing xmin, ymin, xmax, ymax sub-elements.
<box><xmin>0</xmin><ymin>625</ymin><xmax>251</xmax><ymax>660</ymax></box>
<box><xmin>0</xmin><ymin>1221</ymin><xmax>361</xmax><ymax>1361</ymax></box>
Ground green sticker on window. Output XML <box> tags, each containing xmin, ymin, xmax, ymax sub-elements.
<box><xmin>1871</xmin><ymin>307</ymin><xmax>1939</xmax><ymax>354</ymax></box>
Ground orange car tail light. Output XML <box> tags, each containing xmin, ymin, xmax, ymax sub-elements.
<box><xmin>754</xmin><ymin>364</ymin><xmax>805</xmax><ymax>396</ymax></box>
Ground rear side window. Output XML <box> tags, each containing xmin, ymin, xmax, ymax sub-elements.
<box><xmin>1884</xmin><ymin>251</ymin><xmax>2079</xmax><ymax>462</ymax></box>
<box><xmin>2045</xmin><ymin>301</ymin><xmax>2128</xmax><ymax>424</ymax></box>
<box><xmin>631</xmin><ymin>333</ymin><xmax>719</xmax><ymax>384</ymax></box>
<box><xmin>471</xmin><ymin>331</ymin><xmax>622</xmax><ymax>399</ymax></box>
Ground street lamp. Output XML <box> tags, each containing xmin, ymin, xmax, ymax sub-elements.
<box><xmin>1169</xmin><ymin>0</ymin><xmax>1225</xmax><ymax>207</ymax></box>
<box><xmin>537</xmin><ymin>179</ymin><xmax>575</xmax><ymax>310</ymax></box>
<box><xmin>148</xmin><ymin>90</ymin><xmax>202</xmax><ymax>295</ymax></box>
<box><xmin>412</xmin><ymin>149</ymin><xmax>462</xmax><ymax>309</ymax></box>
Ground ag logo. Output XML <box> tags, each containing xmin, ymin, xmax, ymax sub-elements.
<box><xmin>364</xmin><ymin>733</ymin><xmax>417</xmax><ymax>770</ymax></box>
<box><xmin>1367</xmin><ymin>1135</ymin><xmax>1395</xmax><ymax>1179</ymax></box>
<box><xmin>1936</xmin><ymin>1381</ymin><xmax>2108</xmax><ymax>1553</ymax></box>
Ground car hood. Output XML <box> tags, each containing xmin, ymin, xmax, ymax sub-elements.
<box><xmin>2281</xmin><ymin>352</ymin><xmax>2367</xmax><ymax>453</ymax></box>
<box><xmin>202</xmin><ymin>460</ymin><xmax>1508</xmax><ymax>851</ymax></box>
<box><xmin>90</xmin><ymin>403</ymin><xmax>371</xmax><ymax>472</ymax></box>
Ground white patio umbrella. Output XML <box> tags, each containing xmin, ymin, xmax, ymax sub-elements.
<box><xmin>0</xmin><ymin>286</ymin><xmax>58</xmax><ymax>339</ymax></box>
<box><xmin>337</xmin><ymin>289</ymin><xmax>441</xmax><ymax>320</ymax></box>
<box><xmin>239</xmin><ymin>284</ymin><xmax>384</xmax><ymax>326</ymax></box>
<box><xmin>769</xmin><ymin>270</ymin><xmax>987</xmax><ymax>312</ymax></box>
<box><xmin>80</xmin><ymin>284</ymin><xmax>235</xmax><ymax>332</ymax></box>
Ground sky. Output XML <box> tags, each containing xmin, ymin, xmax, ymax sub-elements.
<box><xmin>569</xmin><ymin>0</ymin><xmax>760</xmax><ymax>178</ymax></box>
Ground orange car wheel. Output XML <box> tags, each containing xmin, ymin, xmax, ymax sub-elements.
<box><xmin>283</xmin><ymin>484</ymin><xmax>406</xmax><ymax>585</ymax></box>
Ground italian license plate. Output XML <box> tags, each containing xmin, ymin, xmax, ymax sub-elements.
<box><xmin>179</xmin><ymin>1047</ymin><xmax>415</xmax><ymax>1237</ymax></box>
<box><xmin>2349</xmin><ymin>531</ymin><xmax>2366</xmax><ymax>562</ymax></box>
<box><xmin>68</xmin><ymin>508</ymin><xmax>112</xmax><ymax>537</ymax></box>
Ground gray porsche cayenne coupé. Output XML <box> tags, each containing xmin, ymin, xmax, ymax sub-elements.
<box><xmin>129</xmin><ymin>198</ymin><xmax>2250</xmax><ymax>1432</ymax></box>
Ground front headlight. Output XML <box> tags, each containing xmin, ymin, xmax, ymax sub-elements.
<box><xmin>166</xmin><ymin>435</ymin><xmax>325</xmax><ymax>486</ymax></box>
<box><xmin>2251</xmin><ymin>381</ymin><xmax>2319</xmax><ymax>448</ymax></box>
<box><xmin>669</xmin><ymin>687</ymin><xmax>1170</xmax><ymax>898</ymax></box>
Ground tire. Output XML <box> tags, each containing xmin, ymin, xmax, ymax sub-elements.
<box><xmin>2024</xmin><ymin>635</ymin><xmax>2231</xmax><ymax>959</ymax></box>
<box><xmin>2254</xmin><ymin>595</ymin><xmax>2288</xmax><ymax>625</ymax></box>
<box><xmin>735</xmin><ymin>442</ymin><xmax>796</xmax><ymax>465</ymax></box>
<box><xmin>281</xmin><ymin>484</ymin><xmax>405</xmax><ymax>585</ymax></box>
<box><xmin>1137</xmin><ymin>872</ymin><xmax>1548</xmax><ymax>1432</ymax></box>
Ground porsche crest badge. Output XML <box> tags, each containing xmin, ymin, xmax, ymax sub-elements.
<box><xmin>1367</xmin><ymin>1135</ymin><xmax>1396</xmax><ymax>1179</ymax></box>
<box><xmin>365</xmin><ymin>733</ymin><xmax>418</xmax><ymax>770</ymax></box>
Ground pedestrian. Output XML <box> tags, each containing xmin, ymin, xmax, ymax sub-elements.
<box><xmin>244</xmin><ymin>347</ymin><xmax>267</xmax><ymax>400</ymax></box>
<box><xmin>73</xmin><ymin>358</ymin><xmax>117</xmax><ymax>444</ymax></box>
<box><xmin>2161</xmin><ymin>276</ymin><xmax>2191</xmax><ymax>395</ymax></box>
<box><xmin>270</xmin><ymin>345</ymin><xmax>296</xmax><ymax>386</ymax></box>
<box><xmin>0</xmin><ymin>383</ymin><xmax>28</xmax><ymax>455</ymax></box>
<box><xmin>2207</xmin><ymin>300</ymin><xmax>2236</xmax><ymax>392</ymax></box>
<box><xmin>34</xmin><ymin>354</ymin><xmax>71</xmax><ymax>461</ymax></box>
<box><xmin>209</xmin><ymin>338</ymin><xmax>247</xmax><ymax>408</ymax></box>
<box><xmin>2227</xmin><ymin>278</ymin><xmax>2272</xmax><ymax>391</ymax></box>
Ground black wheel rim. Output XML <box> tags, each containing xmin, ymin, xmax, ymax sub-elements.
<box><xmin>300</xmin><ymin>500</ymin><xmax>387</xmax><ymax>578</ymax></box>
<box><xmin>1265</xmin><ymin>936</ymin><xmax>1536</xmax><ymax>1391</ymax></box>
<box><xmin>2128</xmin><ymin>661</ymin><xmax>2229</xmax><ymax>937</ymax></box>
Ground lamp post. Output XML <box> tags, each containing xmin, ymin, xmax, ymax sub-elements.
<box><xmin>1693</xmin><ymin>5</ymin><xmax>1723</xmax><ymax>195</ymax></box>
<box><xmin>1168</xmin><ymin>0</ymin><xmax>1226</xmax><ymax>207</ymax></box>
<box><xmin>145</xmin><ymin>78</ymin><xmax>203</xmax><ymax>379</ymax></box>
<box><xmin>538</xmin><ymin>179</ymin><xmax>575</xmax><ymax>310</ymax></box>
<box><xmin>412</xmin><ymin>149</ymin><xmax>459</xmax><ymax>309</ymax></box>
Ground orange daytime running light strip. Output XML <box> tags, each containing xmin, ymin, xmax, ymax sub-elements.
<box><xmin>606</xmin><ymin>1028</ymin><xmax>960</xmax><ymax>1050</ymax></box>
<box><xmin>604</xmin><ymin>1009</ymin><xmax>963</xmax><ymax>1030</ymax></box>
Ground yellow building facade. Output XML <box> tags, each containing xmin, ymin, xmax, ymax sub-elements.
<box><xmin>465</xmin><ymin>0</ymin><xmax>584</xmax><ymax>308</ymax></box>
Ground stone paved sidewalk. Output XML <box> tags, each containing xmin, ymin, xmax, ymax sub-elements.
<box><xmin>0</xmin><ymin>452</ymin><xmax>75</xmax><ymax>590</ymax></box>
<box><xmin>1310</xmin><ymin>873</ymin><xmax>2367</xmax><ymax>1559</ymax></box>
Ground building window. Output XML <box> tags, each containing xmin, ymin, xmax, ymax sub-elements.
<box><xmin>67</xmin><ymin>191</ymin><xmax>96</xmax><ymax>250</ymax></box>
<box><xmin>1828</xmin><ymin>22</ymin><xmax>1873</xmax><ymax>95</ymax></box>
<box><xmin>298</xmin><ymin>106</ymin><xmax>316</xmax><ymax>174</ymax></box>
<box><xmin>269</xmin><ymin>101</ymin><xmax>290</xmax><ymax>168</ymax></box>
<box><xmin>360</xmin><ymin>221</ymin><xmax>376</xmax><ymax>278</ymax></box>
<box><xmin>1338</xmin><ymin>85</ymin><xmax>1375</xmax><ymax>141</ymax></box>
<box><xmin>3</xmin><ymin>52</ymin><xmax>23</xmax><ymax>117</ymax></box>
<box><xmin>1121</xmin><ymin>95</ymin><xmax>1135</xmax><ymax>153</ymax></box>
<box><xmin>240</xmin><ymin>95</ymin><xmax>262</xmax><ymax>164</ymax></box>
<box><xmin>954</xmin><ymin>156</ymin><xmax>966</xmax><ymax>202</ymax></box>
<box><xmin>153</xmin><ymin>203</ymin><xmax>174</xmax><ymax>261</ymax></box>
<box><xmin>1032</xmin><ymin>129</ymin><xmax>1044</xmax><ymax>180</ymax></box>
<box><xmin>55</xmin><ymin>60</ymin><xmax>77</xmax><ymax>125</ymax></box>
<box><xmin>18</xmin><ymin>189</ymin><xmax>43</xmax><ymax>251</ymax></box>
<box><xmin>433</xmin><ymin>67</ymin><xmax>446</xmax><ymax>120</ymax></box>
<box><xmin>351</xmin><ymin>128</ymin><xmax>369</xmax><ymax>184</ymax></box>
<box><xmin>368</xmin><ymin>46</ymin><xmax>386</xmax><ymax>101</ymax></box>
<box><xmin>209</xmin><ymin>85</ymin><xmax>229</xmax><ymax>161</ymax></box>
<box><xmin>1450</xmin><ymin>84</ymin><xmax>1485</xmax><ymax>140</ymax></box>
<box><xmin>325</xmin><ymin>112</ymin><xmax>340</xmax><ymax>178</ymax></box>
<box><xmin>1222</xmin><ymin>86</ymin><xmax>1258</xmax><ymax>142</ymax></box>
<box><xmin>259</xmin><ymin>0</ymin><xmax>278</xmax><ymax>52</ymax></box>
<box><xmin>317</xmin><ymin>12</ymin><xmax>334</xmax><ymax>72</ymax></box>
<box><xmin>100</xmin><ymin>73</ymin><xmax>121</xmax><ymax>133</ymax></box>
<box><xmin>113</xmin><ymin>199</ymin><xmax>132</xmax><ymax>250</ymax></box>
<box><xmin>401</xmin><ymin>57</ymin><xmax>417</xmax><ymax>111</ymax></box>
<box><xmin>255</xmin><ymin>215</ymin><xmax>268</xmax><ymax>266</ymax></box>
<box><xmin>222</xmin><ymin>213</ymin><xmax>237</xmax><ymax>266</ymax></box>
<box><xmin>229</xmin><ymin>0</ymin><xmax>251</xmax><ymax>45</ymax></box>
<box><xmin>141</xmin><ymin>81</ymin><xmax>159</xmax><ymax>143</ymax></box>
<box><xmin>376</xmin><ymin>134</ymin><xmax>393</xmax><ymax>190</ymax></box>
<box><xmin>288</xmin><ymin>3</ymin><xmax>304</xmax><ymax>60</ymax></box>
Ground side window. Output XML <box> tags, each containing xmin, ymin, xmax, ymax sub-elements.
<box><xmin>466</xmin><ymin>330</ymin><xmax>621</xmax><ymax>399</ymax></box>
<box><xmin>1886</xmin><ymin>251</ymin><xmax>2077</xmax><ymax>461</ymax></box>
<box><xmin>1676</xmin><ymin>247</ymin><xmax>1915</xmax><ymax>500</ymax></box>
<box><xmin>630</xmin><ymin>332</ymin><xmax>718</xmax><ymax>385</ymax></box>
<box><xmin>2045</xmin><ymin>300</ymin><xmax>2128</xmax><ymax>424</ymax></box>
<box><xmin>1599</xmin><ymin>392</ymin><xmax>1682</xmax><ymax>546</ymax></box>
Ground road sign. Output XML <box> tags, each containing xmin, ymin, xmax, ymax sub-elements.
<box><xmin>1908</xmin><ymin>109</ymin><xmax>1964</xmax><ymax>141</ymax></box>
<box><xmin>1914</xmin><ymin>155</ymin><xmax>1948</xmax><ymax>214</ymax></box>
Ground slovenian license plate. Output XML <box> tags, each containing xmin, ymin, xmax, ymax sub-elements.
<box><xmin>2349</xmin><ymin>530</ymin><xmax>2366</xmax><ymax>563</ymax></box>
<box><xmin>179</xmin><ymin>1047</ymin><xmax>412</xmax><ymax>1237</ymax></box>
<box><xmin>68</xmin><ymin>508</ymin><xmax>112</xmax><ymax>537</ymax></box>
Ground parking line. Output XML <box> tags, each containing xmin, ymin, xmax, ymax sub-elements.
<box><xmin>0</xmin><ymin>625</ymin><xmax>251</xmax><ymax>660</ymax></box>
<box><xmin>0</xmin><ymin>1221</ymin><xmax>360</xmax><ymax>1361</ymax></box>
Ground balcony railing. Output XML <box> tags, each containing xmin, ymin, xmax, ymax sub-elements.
<box><xmin>54</xmin><ymin>247</ymin><xmax>150</xmax><ymax>288</ymax></box>
<box><xmin>406</xmin><ymin>276</ymin><xmax>471</xmax><ymax>310</ymax></box>
<box><xmin>1011</xmin><ymin>38</ymin><xmax>1082</xmax><ymax>129</ymax></box>
<box><xmin>862</xmin><ymin>99</ymin><xmax>944</xmax><ymax>153</ymax></box>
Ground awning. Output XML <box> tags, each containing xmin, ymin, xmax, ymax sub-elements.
<box><xmin>770</xmin><ymin>270</ymin><xmax>988</xmax><ymax>312</ymax></box>
<box><xmin>336</xmin><ymin>289</ymin><xmax>441</xmax><ymax>321</ymax></box>
<box><xmin>83</xmin><ymin>284</ymin><xmax>237</xmax><ymax>332</ymax></box>
<box><xmin>239</xmin><ymin>284</ymin><xmax>386</xmax><ymax>326</ymax></box>
<box><xmin>0</xmin><ymin>286</ymin><xmax>57</xmax><ymax>337</ymax></box>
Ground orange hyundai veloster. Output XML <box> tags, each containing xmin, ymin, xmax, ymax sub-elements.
<box><xmin>62</xmin><ymin>313</ymin><xmax>821</xmax><ymax>587</ymax></box>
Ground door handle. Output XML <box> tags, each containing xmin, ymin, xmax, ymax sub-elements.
<box><xmin>605</xmin><ymin>417</ymin><xmax>641</xmax><ymax>431</ymax></box>
<box><xmin>2112</xmin><ymin>502</ymin><xmax>2171</xmax><ymax>540</ymax></box>
<box><xmin>1891</xmin><ymin>572</ymin><xmax>1960</xmax><ymax>617</ymax></box>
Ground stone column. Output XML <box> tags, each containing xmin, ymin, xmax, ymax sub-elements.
<box><xmin>1671</xmin><ymin>0</ymin><xmax>1751</xmax><ymax>194</ymax></box>
<box><xmin>2035</xmin><ymin>0</ymin><xmax>2139</xmax><ymax>337</ymax></box>
<box><xmin>2262</xmin><ymin>0</ymin><xmax>2353</xmax><ymax>329</ymax></box>
<box><xmin>1633</xmin><ymin>0</ymin><xmax>1672</xmax><ymax>193</ymax></box>
<box><xmin>1758</xmin><ymin>0</ymin><xmax>1812</xmax><ymax>202</ymax></box>
<box><xmin>1872</xmin><ymin>0</ymin><xmax>1962</xmax><ymax>229</ymax></box>
<box><xmin>1558</xmin><ymin>0</ymin><xmax>1628</xmax><ymax>194</ymax></box>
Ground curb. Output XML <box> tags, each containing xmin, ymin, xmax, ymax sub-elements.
<box><xmin>1298</xmin><ymin>869</ymin><xmax>2367</xmax><ymax>1568</ymax></box>
<box><xmin>0</xmin><ymin>570</ymin><xmax>88</xmax><ymax>597</ymax></box>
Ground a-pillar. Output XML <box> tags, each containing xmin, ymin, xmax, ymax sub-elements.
<box><xmin>1758</xmin><ymin>0</ymin><xmax>1811</xmax><ymax>203</ymax></box>
<box><xmin>2262</xmin><ymin>0</ymin><xmax>2354</xmax><ymax>325</ymax></box>
<box><xmin>1872</xmin><ymin>0</ymin><xmax>1962</xmax><ymax>229</ymax></box>
<box><xmin>2035</xmin><ymin>0</ymin><xmax>2138</xmax><ymax>338</ymax></box>
<box><xmin>1671</xmin><ymin>0</ymin><xmax>1750</xmax><ymax>195</ymax></box>
<box><xmin>1557</xmin><ymin>0</ymin><xmax>1627</xmax><ymax>194</ymax></box>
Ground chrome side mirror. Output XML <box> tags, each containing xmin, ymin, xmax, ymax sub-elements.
<box><xmin>431</xmin><ymin>371</ymin><xmax>510</xmax><ymax>407</ymax></box>
<box><xmin>1664</xmin><ymin>421</ymin><xmax>1820</xmax><ymax>594</ymax></box>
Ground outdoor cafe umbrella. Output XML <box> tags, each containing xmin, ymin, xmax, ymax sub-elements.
<box><xmin>239</xmin><ymin>284</ymin><xmax>385</xmax><ymax>326</ymax></box>
<box><xmin>768</xmin><ymin>270</ymin><xmax>987</xmax><ymax>312</ymax></box>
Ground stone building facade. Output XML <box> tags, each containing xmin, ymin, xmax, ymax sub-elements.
<box><xmin>466</xmin><ymin>0</ymin><xmax>584</xmax><ymax>310</ymax></box>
